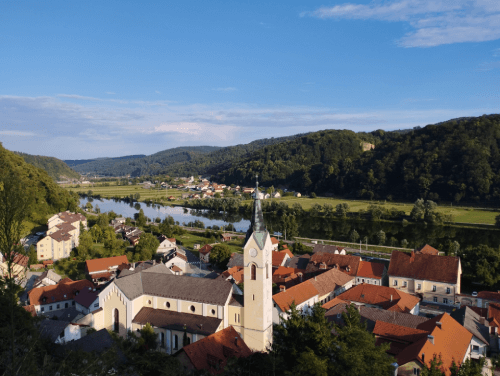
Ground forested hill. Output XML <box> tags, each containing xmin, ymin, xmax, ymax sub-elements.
<box><xmin>15</xmin><ymin>152</ymin><xmax>80</xmax><ymax>181</ymax></box>
<box><xmin>161</xmin><ymin>134</ymin><xmax>308</xmax><ymax>177</ymax></box>
<box><xmin>64</xmin><ymin>154</ymin><xmax>145</xmax><ymax>167</ymax></box>
<box><xmin>1</xmin><ymin>144</ymin><xmax>79</xmax><ymax>224</ymax></box>
<box><xmin>216</xmin><ymin>114</ymin><xmax>500</xmax><ymax>204</ymax></box>
<box><xmin>66</xmin><ymin>146</ymin><xmax>220</xmax><ymax>176</ymax></box>
<box><xmin>215</xmin><ymin>129</ymin><xmax>379</xmax><ymax>192</ymax></box>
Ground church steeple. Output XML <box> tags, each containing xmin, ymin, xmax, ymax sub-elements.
<box><xmin>245</xmin><ymin>175</ymin><xmax>267</xmax><ymax>249</ymax></box>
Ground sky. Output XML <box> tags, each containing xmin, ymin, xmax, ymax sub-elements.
<box><xmin>1</xmin><ymin>0</ymin><xmax>500</xmax><ymax>160</ymax></box>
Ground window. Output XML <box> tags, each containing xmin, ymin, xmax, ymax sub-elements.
<box><xmin>72</xmin><ymin>301</ymin><xmax>75</xmax><ymax>306</ymax></box>
<box><xmin>417</xmin><ymin>284</ymin><xmax>421</xmax><ymax>290</ymax></box>
<box><xmin>235</xmin><ymin>313</ymin><xmax>237</xmax><ymax>322</ymax></box>
<box><xmin>266</xmin><ymin>264</ymin><xmax>269</xmax><ymax>279</ymax></box>
<box><xmin>253</xmin><ymin>294</ymin><xmax>255</xmax><ymax>301</ymax></box>
<box><xmin>41</xmin><ymin>307</ymin><xmax>44</xmax><ymax>312</ymax></box>
<box><xmin>114</xmin><ymin>309</ymin><xmax>119</xmax><ymax>332</ymax></box>
<box><xmin>174</xmin><ymin>335</ymin><xmax>179</xmax><ymax>350</ymax></box>
<box><xmin>65</xmin><ymin>303</ymin><xmax>68</xmax><ymax>308</ymax></box>
<box><xmin>357</xmin><ymin>278</ymin><xmax>360</xmax><ymax>282</ymax></box>
<box><xmin>443</xmin><ymin>298</ymin><xmax>448</xmax><ymax>304</ymax></box>
<box><xmin>394</xmin><ymin>280</ymin><xmax>398</xmax><ymax>286</ymax></box>
<box><xmin>166</xmin><ymin>302</ymin><xmax>171</xmax><ymax>308</ymax></box>
<box><xmin>403</xmin><ymin>281</ymin><xmax>407</xmax><ymax>287</ymax></box>
<box><xmin>211</xmin><ymin>309</ymin><xmax>216</xmax><ymax>315</ymax></box>
<box><xmin>362</xmin><ymin>279</ymin><xmax>365</xmax><ymax>283</ymax></box>
<box><xmin>414</xmin><ymin>368</ymin><xmax>420</xmax><ymax>375</ymax></box>
<box><xmin>446</xmin><ymin>287</ymin><xmax>451</xmax><ymax>294</ymax></box>
<box><xmin>148</xmin><ymin>300</ymin><xmax>152</xmax><ymax>305</ymax></box>
<box><xmin>190</xmin><ymin>305</ymin><xmax>195</xmax><ymax>313</ymax></box>
<box><xmin>432</xmin><ymin>285</ymin><xmax>437</xmax><ymax>292</ymax></box>
<box><xmin>160</xmin><ymin>332</ymin><xmax>165</xmax><ymax>348</ymax></box>
<box><xmin>472</xmin><ymin>345</ymin><xmax>480</xmax><ymax>352</ymax></box>
<box><xmin>433</xmin><ymin>297</ymin><xmax>438</xmax><ymax>303</ymax></box>
<box><xmin>49</xmin><ymin>305</ymin><xmax>53</xmax><ymax>311</ymax></box>
<box><xmin>237</xmin><ymin>314</ymin><xmax>240</xmax><ymax>323</ymax></box>
<box><xmin>94</xmin><ymin>303</ymin><xmax>99</xmax><ymax>308</ymax></box>
<box><xmin>187</xmin><ymin>337</ymin><xmax>190</xmax><ymax>345</ymax></box>
<box><xmin>57</xmin><ymin>304</ymin><xmax>60</xmax><ymax>309</ymax></box>
<box><xmin>251</xmin><ymin>264</ymin><xmax>256</xmax><ymax>280</ymax></box>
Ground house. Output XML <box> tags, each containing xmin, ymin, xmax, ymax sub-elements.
<box><xmin>199</xmin><ymin>244</ymin><xmax>214</xmax><ymax>263</ymax></box>
<box><xmin>221</xmin><ymin>233</ymin><xmax>235</xmax><ymax>242</ymax></box>
<box><xmin>219</xmin><ymin>266</ymin><xmax>245</xmax><ymax>284</ymax></box>
<box><xmin>38</xmin><ymin>319</ymin><xmax>81</xmax><ymax>344</ymax></box>
<box><xmin>168</xmin><ymin>196</ymin><xmax>176</xmax><ymax>201</ymax></box>
<box><xmin>295</xmin><ymin>192</ymin><xmax>301</xmax><ymax>198</ymax></box>
<box><xmin>110</xmin><ymin>217</ymin><xmax>126</xmax><ymax>226</ymax></box>
<box><xmin>354</xmin><ymin>261</ymin><xmax>387</xmax><ymax>286</ymax></box>
<box><xmin>375</xmin><ymin>313</ymin><xmax>473</xmax><ymax>376</ymax></box>
<box><xmin>388</xmin><ymin>250</ymin><xmax>462</xmax><ymax>306</ymax></box>
<box><xmin>157</xmin><ymin>235</ymin><xmax>177</xmax><ymax>255</ymax></box>
<box><xmin>271</xmin><ymin>192</ymin><xmax>281</xmax><ymax>199</ymax></box>
<box><xmin>74</xmin><ymin>286</ymin><xmax>101</xmax><ymax>314</ymax></box>
<box><xmin>28</xmin><ymin>278</ymin><xmax>95</xmax><ymax>315</ymax></box>
<box><xmin>286</xmin><ymin>254</ymin><xmax>311</xmax><ymax>270</ymax></box>
<box><xmin>252</xmin><ymin>191</ymin><xmax>270</xmax><ymax>200</ymax></box>
<box><xmin>272</xmin><ymin>266</ymin><xmax>304</xmax><ymax>290</ymax></box>
<box><xmin>226</xmin><ymin>253</ymin><xmax>244</xmax><ymax>268</ymax></box>
<box><xmin>272</xmin><ymin>249</ymin><xmax>294</xmax><ymax>268</ymax></box>
<box><xmin>175</xmin><ymin>326</ymin><xmax>252</xmax><ymax>375</ymax></box>
<box><xmin>335</xmin><ymin>283</ymin><xmax>421</xmax><ymax>314</ymax></box>
<box><xmin>38</xmin><ymin>211</ymin><xmax>87</xmax><ymax>261</ymax></box>
<box><xmin>270</xmin><ymin>237</ymin><xmax>279</xmax><ymax>251</ymax></box>
<box><xmin>272</xmin><ymin>267</ymin><xmax>355</xmax><ymax>323</ymax></box>
<box><xmin>96</xmin><ymin>181</ymin><xmax>275</xmax><ymax>353</ymax></box>
<box><xmin>305</xmin><ymin>252</ymin><xmax>361</xmax><ymax>279</ymax></box>
<box><xmin>0</xmin><ymin>252</ymin><xmax>29</xmax><ymax>281</ymax></box>
<box><xmin>450</xmin><ymin>306</ymin><xmax>489</xmax><ymax>358</ymax></box>
<box><xmin>476</xmin><ymin>291</ymin><xmax>500</xmax><ymax>309</ymax></box>
<box><xmin>33</xmin><ymin>269</ymin><xmax>62</xmax><ymax>289</ymax></box>
<box><xmin>416</xmin><ymin>244</ymin><xmax>441</xmax><ymax>256</ymax></box>
<box><xmin>313</xmin><ymin>244</ymin><xmax>347</xmax><ymax>255</ymax></box>
<box><xmin>242</xmin><ymin>187</ymin><xmax>254</xmax><ymax>194</ymax></box>
<box><xmin>164</xmin><ymin>252</ymin><xmax>188</xmax><ymax>273</ymax></box>
<box><xmin>85</xmin><ymin>255</ymin><xmax>129</xmax><ymax>284</ymax></box>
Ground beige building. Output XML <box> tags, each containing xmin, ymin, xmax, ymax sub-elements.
<box><xmin>96</xmin><ymin>180</ymin><xmax>274</xmax><ymax>353</ymax></box>
<box><xmin>388</xmin><ymin>250</ymin><xmax>461</xmax><ymax>306</ymax></box>
<box><xmin>37</xmin><ymin>211</ymin><xmax>87</xmax><ymax>261</ymax></box>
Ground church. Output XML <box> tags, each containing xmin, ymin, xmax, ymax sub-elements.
<box><xmin>93</xmin><ymin>178</ymin><xmax>274</xmax><ymax>353</ymax></box>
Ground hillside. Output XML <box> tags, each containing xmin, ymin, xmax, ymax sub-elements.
<box><xmin>15</xmin><ymin>152</ymin><xmax>80</xmax><ymax>181</ymax></box>
<box><xmin>1</xmin><ymin>144</ymin><xmax>79</xmax><ymax>225</ymax></box>
<box><xmin>66</xmin><ymin>146</ymin><xmax>220</xmax><ymax>176</ymax></box>
<box><xmin>215</xmin><ymin>129</ymin><xmax>379</xmax><ymax>192</ymax></box>
<box><xmin>64</xmin><ymin>154</ymin><xmax>146</xmax><ymax>167</ymax></box>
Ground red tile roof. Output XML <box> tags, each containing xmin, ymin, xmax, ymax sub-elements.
<box><xmin>85</xmin><ymin>255</ymin><xmax>129</xmax><ymax>274</ymax></box>
<box><xmin>388</xmin><ymin>250</ymin><xmax>460</xmax><ymax>284</ymax></box>
<box><xmin>221</xmin><ymin>266</ymin><xmax>244</xmax><ymax>284</ymax></box>
<box><xmin>336</xmin><ymin>284</ymin><xmax>420</xmax><ymax>313</ymax></box>
<box><xmin>28</xmin><ymin>279</ymin><xmax>94</xmax><ymax>306</ymax></box>
<box><xmin>43</xmin><ymin>260</ymin><xmax>54</xmax><ymax>266</ymax></box>
<box><xmin>489</xmin><ymin>303</ymin><xmax>500</xmax><ymax>327</ymax></box>
<box><xmin>322</xmin><ymin>297</ymin><xmax>346</xmax><ymax>310</ymax></box>
<box><xmin>309</xmin><ymin>268</ymin><xmax>354</xmax><ymax>296</ymax></box>
<box><xmin>273</xmin><ymin>280</ymin><xmax>318</xmax><ymax>312</ymax></box>
<box><xmin>23</xmin><ymin>305</ymin><xmax>37</xmax><ymax>317</ymax></box>
<box><xmin>271</xmin><ymin>237</ymin><xmax>279</xmax><ymax>245</ymax></box>
<box><xmin>179</xmin><ymin>326</ymin><xmax>252</xmax><ymax>374</ymax></box>
<box><xmin>417</xmin><ymin>244</ymin><xmax>440</xmax><ymax>255</ymax></box>
<box><xmin>73</xmin><ymin>286</ymin><xmax>99</xmax><ymax>308</ymax></box>
<box><xmin>199</xmin><ymin>244</ymin><xmax>213</xmax><ymax>256</ymax></box>
<box><xmin>374</xmin><ymin>321</ymin><xmax>428</xmax><ymax>343</ymax></box>
<box><xmin>306</xmin><ymin>252</ymin><xmax>361</xmax><ymax>276</ymax></box>
<box><xmin>357</xmin><ymin>261</ymin><xmax>385</xmax><ymax>279</ymax></box>
<box><xmin>477</xmin><ymin>291</ymin><xmax>500</xmax><ymax>302</ymax></box>
<box><xmin>11</xmin><ymin>252</ymin><xmax>29</xmax><ymax>268</ymax></box>
<box><xmin>272</xmin><ymin>249</ymin><xmax>294</xmax><ymax>267</ymax></box>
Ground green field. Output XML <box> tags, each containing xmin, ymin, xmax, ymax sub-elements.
<box><xmin>64</xmin><ymin>184</ymin><xmax>500</xmax><ymax>225</ymax></box>
<box><xmin>178</xmin><ymin>231</ymin><xmax>245</xmax><ymax>258</ymax></box>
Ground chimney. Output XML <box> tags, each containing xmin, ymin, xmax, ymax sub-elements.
<box><xmin>390</xmin><ymin>295</ymin><xmax>393</xmax><ymax>302</ymax></box>
<box><xmin>314</xmin><ymin>276</ymin><xmax>317</xmax><ymax>281</ymax></box>
<box><xmin>427</xmin><ymin>335</ymin><xmax>434</xmax><ymax>344</ymax></box>
<box><xmin>280</xmin><ymin>285</ymin><xmax>286</xmax><ymax>292</ymax></box>
<box><xmin>436</xmin><ymin>321</ymin><xmax>442</xmax><ymax>329</ymax></box>
<box><xmin>410</xmin><ymin>251</ymin><xmax>415</xmax><ymax>263</ymax></box>
<box><xmin>235</xmin><ymin>337</ymin><xmax>238</xmax><ymax>346</ymax></box>
<box><xmin>298</xmin><ymin>273</ymin><xmax>303</xmax><ymax>282</ymax></box>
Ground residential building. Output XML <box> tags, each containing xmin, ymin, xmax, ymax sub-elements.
<box><xmin>375</xmin><ymin>313</ymin><xmax>473</xmax><ymax>376</ymax></box>
<box><xmin>85</xmin><ymin>255</ymin><xmax>129</xmax><ymax>285</ymax></box>
<box><xmin>95</xmin><ymin>179</ymin><xmax>274</xmax><ymax>353</ymax></box>
<box><xmin>335</xmin><ymin>283</ymin><xmax>421</xmax><ymax>314</ymax></box>
<box><xmin>272</xmin><ymin>267</ymin><xmax>355</xmax><ymax>323</ymax></box>
<box><xmin>270</xmin><ymin>237</ymin><xmax>279</xmax><ymax>251</ymax></box>
<box><xmin>199</xmin><ymin>244</ymin><xmax>213</xmax><ymax>263</ymax></box>
<box><xmin>219</xmin><ymin>266</ymin><xmax>244</xmax><ymax>284</ymax></box>
<box><xmin>312</xmin><ymin>244</ymin><xmax>347</xmax><ymax>255</ymax></box>
<box><xmin>388</xmin><ymin>250</ymin><xmax>461</xmax><ymax>306</ymax></box>
<box><xmin>416</xmin><ymin>244</ymin><xmax>441</xmax><ymax>256</ymax></box>
<box><xmin>39</xmin><ymin>319</ymin><xmax>81</xmax><ymax>344</ymax></box>
<box><xmin>37</xmin><ymin>211</ymin><xmax>87</xmax><ymax>261</ymax></box>
<box><xmin>476</xmin><ymin>291</ymin><xmax>500</xmax><ymax>309</ymax></box>
<box><xmin>74</xmin><ymin>286</ymin><xmax>101</xmax><ymax>315</ymax></box>
<box><xmin>156</xmin><ymin>235</ymin><xmax>177</xmax><ymax>255</ymax></box>
<box><xmin>175</xmin><ymin>326</ymin><xmax>252</xmax><ymax>374</ymax></box>
<box><xmin>450</xmin><ymin>306</ymin><xmax>489</xmax><ymax>358</ymax></box>
<box><xmin>0</xmin><ymin>252</ymin><xmax>29</xmax><ymax>281</ymax></box>
<box><xmin>110</xmin><ymin>217</ymin><xmax>126</xmax><ymax>226</ymax></box>
<box><xmin>226</xmin><ymin>253</ymin><xmax>244</xmax><ymax>268</ymax></box>
<box><xmin>28</xmin><ymin>278</ymin><xmax>95</xmax><ymax>315</ymax></box>
<box><xmin>272</xmin><ymin>249</ymin><xmax>294</xmax><ymax>268</ymax></box>
<box><xmin>355</xmin><ymin>261</ymin><xmax>387</xmax><ymax>286</ymax></box>
<box><xmin>272</xmin><ymin>266</ymin><xmax>304</xmax><ymax>290</ymax></box>
<box><xmin>305</xmin><ymin>252</ymin><xmax>361</xmax><ymax>278</ymax></box>
<box><xmin>33</xmin><ymin>269</ymin><xmax>62</xmax><ymax>289</ymax></box>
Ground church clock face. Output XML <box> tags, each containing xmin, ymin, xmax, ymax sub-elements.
<box><xmin>249</xmin><ymin>248</ymin><xmax>258</xmax><ymax>257</ymax></box>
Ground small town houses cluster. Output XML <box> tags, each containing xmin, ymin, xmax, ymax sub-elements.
<box><xmin>6</xmin><ymin>195</ymin><xmax>497</xmax><ymax>375</ymax></box>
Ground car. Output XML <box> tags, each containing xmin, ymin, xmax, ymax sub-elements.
<box><xmin>472</xmin><ymin>291</ymin><xmax>478</xmax><ymax>297</ymax></box>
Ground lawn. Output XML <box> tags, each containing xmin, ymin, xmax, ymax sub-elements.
<box><xmin>178</xmin><ymin>231</ymin><xmax>245</xmax><ymax>258</ymax></box>
<box><xmin>65</xmin><ymin>184</ymin><xmax>185</xmax><ymax>203</ymax></box>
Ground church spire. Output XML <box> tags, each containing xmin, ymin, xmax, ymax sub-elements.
<box><xmin>245</xmin><ymin>174</ymin><xmax>267</xmax><ymax>248</ymax></box>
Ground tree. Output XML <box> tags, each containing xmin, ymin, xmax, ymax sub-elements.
<box><xmin>209</xmin><ymin>243</ymin><xmax>232</xmax><ymax>269</ymax></box>
<box><xmin>400</xmin><ymin>239</ymin><xmax>409</xmax><ymax>248</ymax></box>
<box><xmin>421</xmin><ymin>354</ymin><xmax>445</xmax><ymax>376</ymax></box>
<box><xmin>96</xmin><ymin>213</ymin><xmax>109</xmax><ymax>228</ymax></box>
<box><xmin>137</xmin><ymin>322</ymin><xmax>158</xmax><ymax>352</ymax></box>
<box><xmin>78</xmin><ymin>230</ymin><xmax>93</xmax><ymax>259</ymax></box>
<box><xmin>451</xmin><ymin>357</ymin><xmax>485</xmax><ymax>376</ymax></box>
<box><xmin>330</xmin><ymin>304</ymin><xmax>394</xmax><ymax>376</ymax></box>
<box><xmin>135</xmin><ymin>209</ymin><xmax>147</xmax><ymax>227</ymax></box>
<box><xmin>459</xmin><ymin>244</ymin><xmax>500</xmax><ymax>287</ymax></box>
<box><xmin>27</xmin><ymin>245</ymin><xmax>37</xmax><ymax>265</ymax></box>
<box><xmin>134</xmin><ymin>233</ymin><xmax>160</xmax><ymax>258</ymax></box>
<box><xmin>336</xmin><ymin>203</ymin><xmax>350</xmax><ymax>218</ymax></box>
<box><xmin>349</xmin><ymin>229</ymin><xmax>360</xmax><ymax>244</ymax></box>
<box><xmin>376</xmin><ymin>230</ymin><xmax>386</xmax><ymax>245</ymax></box>
<box><xmin>90</xmin><ymin>224</ymin><xmax>103</xmax><ymax>243</ymax></box>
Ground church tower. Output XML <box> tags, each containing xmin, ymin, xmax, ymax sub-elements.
<box><xmin>242</xmin><ymin>176</ymin><xmax>273</xmax><ymax>352</ymax></box>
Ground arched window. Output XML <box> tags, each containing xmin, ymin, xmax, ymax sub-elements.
<box><xmin>113</xmin><ymin>309</ymin><xmax>119</xmax><ymax>332</ymax></box>
<box><xmin>160</xmin><ymin>332</ymin><xmax>165</xmax><ymax>348</ymax></box>
<box><xmin>187</xmin><ymin>337</ymin><xmax>191</xmax><ymax>345</ymax></box>
<box><xmin>174</xmin><ymin>334</ymin><xmax>179</xmax><ymax>350</ymax></box>
<box><xmin>251</xmin><ymin>264</ymin><xmax>256</xmax><ymax>280</ymax></box>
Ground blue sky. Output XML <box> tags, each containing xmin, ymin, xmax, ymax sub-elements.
<box><xmin>1</xmin><ymin>0</ymin><xmax>499</xmax><ymax>159</ymax></box>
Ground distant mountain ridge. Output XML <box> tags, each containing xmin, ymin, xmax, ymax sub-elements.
<box><xmin>65</xmin><ymin>154</ymin><xmax>146</xmax><ymax>167</ymax></box>
<box><xmin>15</xmin><ymin>152</ymin><xmax>81</xmax><ymax>181</ymax></box>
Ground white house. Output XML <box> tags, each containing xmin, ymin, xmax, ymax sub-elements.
<box><xmin>157</xmin><ymin>235</ymin><xmax>177</xmax><ymax>255</ymax></box>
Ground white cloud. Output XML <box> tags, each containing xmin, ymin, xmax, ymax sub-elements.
<box><xmin>212</xmin><ymin>87</ymin><xmax>237</xmax><ymax>92</ymax></box>
<box><xmin>0</xmin><ymin>130</ymin><xmax>37</xmax><ymax>137</ymax></box>
<box><xmin>303</xmin><ymin>0</ymin><xmax>500</xmax><ymax>47</ymax></box>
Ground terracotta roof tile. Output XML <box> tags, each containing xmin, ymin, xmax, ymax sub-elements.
<box><xmin>373</xmin><ymin>321</ymin><xmax>428</xmax><ymax>343</ymax></box>
<box><xmin>306</xmin><ymin>252</ymin><xmax>360</xmax><ymax>276</ymax></box>
<box><xmin>417</xmin><ymin>244</ymin><xmax>440</xmax><ymax>255</ymax></box>
<box><xmin>336</xmin><ymin>284</ymin><xmax>420</xmax><ymax>313</ymax></box>
<box><xmin>489</xmin><ymin>303</ymin><xmax>500</xmax><ymax>327</ymax></box>
<box><xmin>309</xmin><ymin>268</ymin><xmax>354</xmax><ymax>296</ymax></box>
<box><xmin>179</xmin><ymin>326</ymin><xmax>252</xmax><ymax>374</ymax></box>
<box><xmin>73</xmin><ymin>286</ymin><xmax>99</xmax><ymax>308</ymax></box>
<box><xmin>85</xmin><ymin>255</ymin><xmax>129</xmax><ymax>274</ymax></box>
<box><xmin>272</xmin><ymin>280</ymin><xmax>318</xmax><ymax>312</ymax></box>
<box><xmin>199</xmin><ymin>244</ymin><xmax>213</xmax><ymax>256</ymax></box>
<box><xmin>272</xmin><ymin>250</ymin><xmax>294</xmax><ymax>267</ymax></box>
<box><xmin>477</xmin><ymin>291</ymin><xmax>500</xmax><ymax>302</ymax></box>
<box><xmin>388</xmin><ymin>251</ymin><xmax>460</xmax><ymax>284</ymax></box>
<box><xmin>28</xmin><ymin>279</ymin><xmax>94</xmax><ymax>306</ymax></box>
<box><xmin>221</xmin><ymin>266</ymin><xmax>244</xmax><ymax>284</ymax></box>
<box><xmin>271</xmin><ymin>237</ymin><xmax>279</xmax><ymax>245</ymax></box>
<box><xmin>357</xmin><ymin>261</ymin><xmax>385</xmax><ymax>279</ymax></box>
